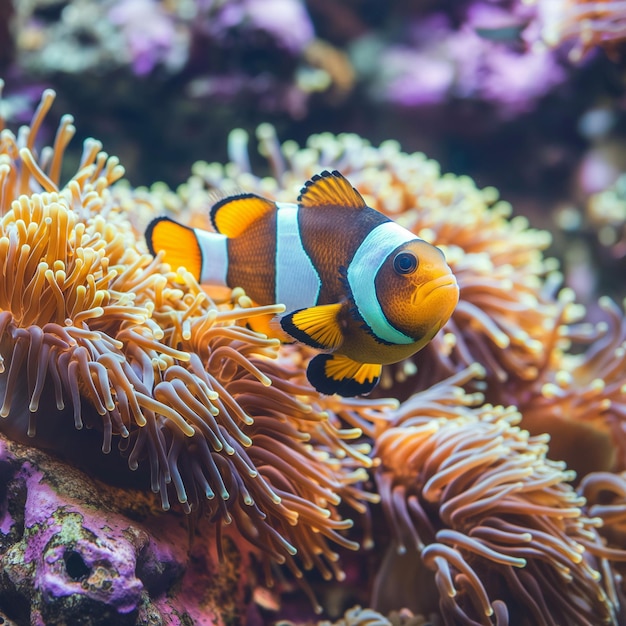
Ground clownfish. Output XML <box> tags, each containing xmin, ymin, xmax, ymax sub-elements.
<box><xmin>146</xmin><ymin>170</ymin><xmax>459</xmax><ymax>396</ymax></box>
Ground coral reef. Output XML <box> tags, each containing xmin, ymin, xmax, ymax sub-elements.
<box><xmin>4</xmin><ymin>0</ymin><xmax>353</xmax><ymax>184</ymax></box>
<box><xmin>3</xmin><ymin>0</ymin><xmax>617</xmax><ymax>197</ymax></box>
<box><xmin>12</xmin><ymin>0</ymin><xmax>313</xmax><ymax>80</ymax></box>
<box><xmin>352</xmin><ymin>4</ymin><xmax>567</xmax><ymax>117</ymax></box>
<box><xmin>1</xmin><ymin>0</ymin><xmax>626</xmax><ymax>614</ymax></box>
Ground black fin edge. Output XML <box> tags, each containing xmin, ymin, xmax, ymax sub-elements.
<box><xmin>280</xmin><ymin>310</ymin><xmax>329</xmax><ymax>350</ymax></box>
<box><xmin>306</xmin><ymin>354</ymin><xmax>379</xmax><ymax>397</ymax></box>
<box><xmin>144</xmin><ymin>216</ymin><xmax>204</xmax><ymax>280</ymax></box>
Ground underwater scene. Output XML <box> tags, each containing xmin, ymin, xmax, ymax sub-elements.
<box><xmin>2</xmin><ymin>0</ymin><xmax>626</xmax><ymax>624</ymax></box>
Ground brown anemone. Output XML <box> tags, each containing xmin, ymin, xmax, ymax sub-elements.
<box><xmin>508</xmin><ymin>296</ymin><xmax>626</xmax><ymax>477</ymax></box>
<box><xmin>276</xmin><ymin>604</ymin><xmax>432</xmax><ymax>626</ymax></box>
<box><xmin>579</xmin><ymin>471</ymin><xmax>626</xmax><ymax>557</ymax></box>
<box><xmin>371</xmin><ymin>375</ymin><xmax>625</xmax><ymax>625</ymax></box>
<box><xmin>0</xmin><ymin>86</ymin><xmax>385</xmax><ymax>595</ymax></box>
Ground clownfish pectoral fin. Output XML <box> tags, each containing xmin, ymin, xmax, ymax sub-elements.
<box><xmin>306</xmin><ymin>354</ymin><xmax>381</xmax><ymax>396</ymax></box>
<box><xmin>280</xmin><ymin>303</ymin><xmax>345</xmax><ymax>350</ymax></box>
<box><xmin>298</xmin><ymin>170</ymin><xmax>367</xmax><ymax>211</ymax></box>
<box><xmin>210</xmin><ymin>193</ymin><xmax>275</xmax><ymax>238</ymax></box>
<box><xmin>146</xmin><ymin>217</ymin><xmax>202</xmax><ymax>280</ymax></box>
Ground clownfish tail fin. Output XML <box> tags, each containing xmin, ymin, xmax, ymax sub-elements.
<box><xmin>145</xmin><ymin>217</ymin><xmax>203</xmax><ymax>280</ymax></box>
<box><xmin>306</xmin><ymin>353</ymin><xmax>381</xmax><ymax>397</ymax></box>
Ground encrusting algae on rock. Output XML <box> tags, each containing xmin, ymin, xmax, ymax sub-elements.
<box><xmin>2</xmin><ymin>84</ymin><xmax>626</xmax><ymax>625</ymax></box>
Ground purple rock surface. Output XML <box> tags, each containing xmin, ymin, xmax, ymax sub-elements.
<box><xmin>0</xmin><ymin>435</ymin><xmax>250</xmax><ymax>625</ymax></box>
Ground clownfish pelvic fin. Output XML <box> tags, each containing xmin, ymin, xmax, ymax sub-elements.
<box><xmin>280</xmin><ymin>303</ymin><xmax>345</xmax><ymax>350</ymax></box>
<box><xmin>307</xmin><ymin>353</ymin><xmax>381</xmax><ymax>396</ymax></box>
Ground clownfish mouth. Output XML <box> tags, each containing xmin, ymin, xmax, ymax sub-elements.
<box><xmin>411</xmin><ymin>274</ymin><xmax>459</xmax><ymax>308</ymax></box>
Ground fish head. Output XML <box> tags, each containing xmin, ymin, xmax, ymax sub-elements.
<box><xmin>376</xmin><ymin>239</ymin><xmax>459</xmax><ymax>345</ymax></box>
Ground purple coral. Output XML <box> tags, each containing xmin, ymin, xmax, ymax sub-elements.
<box><xmin>207</xmin><ymin>0</ymin><xmax>315</xmax><ymax>55</ymax></box>
<box><xmin>0</xmin><ymin>434</ymin><xmax>248</xmax><ymax>625</ymax></box>
<box><xmin>357</xmin><ymin>2</ymin><xmax>567</xmax><ymax>116</ymax></box>
<box><xmin>108</xmin><ymin>0</ymin><xmax>188</xmax><ymax>75</ymax></box>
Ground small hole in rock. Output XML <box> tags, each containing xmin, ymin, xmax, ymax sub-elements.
<box><xmin>64</xmin><ymin>550</ymin><xmax>91</xmax><ymax>581</ymax></box>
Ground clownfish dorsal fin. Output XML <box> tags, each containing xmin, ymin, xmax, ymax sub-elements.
<box><xmin>210</xmin><ymin>193</ymin><xmax>275</xmax><ymax>238</ymax></box>
<box><xmin>306</xmin><ymin>353</ymin><xmax>381</xmax><ymax>396</ymax></box>
<box><xmin>280</xmin><ymin>302</ymin><xmax>345</xmax><ymax>351</ymax></box>
<box><xmin>298</xmin><ymin>170</ymin><xmax>367</xmax><ymax>211</ymax></box>
<box><xmin>146</xmin><ymin>217</ymin><xmax>202</xmax><ymax>280</ymax></box>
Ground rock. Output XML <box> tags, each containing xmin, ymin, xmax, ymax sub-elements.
<box><xmin>0</xmin><ymin>434</ymin><xmax>250</xmax><ymax>626</ymax></box>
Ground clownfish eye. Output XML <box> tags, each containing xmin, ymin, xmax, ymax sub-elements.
<box><xmin>393</xmin><ymin>251</ymin><xmax>418</xmax><ymax>275</ymax></box>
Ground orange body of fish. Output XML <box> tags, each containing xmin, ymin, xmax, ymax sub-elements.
<box><xmin>146</xmin><ymin>170</ymin><xmax>459</xmax><ymax>396</ymax></box>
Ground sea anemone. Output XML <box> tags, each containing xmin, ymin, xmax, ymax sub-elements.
<box><xmin>277</xmin><ymin>604</ymin><xmax>431</xmax><ymax>626</ymax></box>
<box><xmin>579</xmin><ymin>471</ymin><xmax>626</xmax><ymax>561</ymax></box>
<box><xmin>508</xmin><ymin>296</ymin><xmax>626</xmax><ymax>476</ymax></box>
<box><xmin>149</xmin><ymin>124</ymin><xmax>573</xmax><ymax>400</ymax></box>
<box><xmin>8</xmin><ymin>82</ymin><xmax>626</xmax><ymax>624</ymax></box>
<box><xmin>100</xmin><ymin>111</ymin><xmax>626</xmax><ymax>623</ymax></box>
<box><xmin>0</xmin><ymin>85</ymin><xmax>383</xmax><ymax>597</ymax></box>
<box><xmin>371</xmin><ymin>374</ymin><xmax>626</xmax><ymax>624</ymax></box>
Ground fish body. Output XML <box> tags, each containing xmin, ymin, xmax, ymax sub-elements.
<box><xmin>146</xmin><ymin>170</ymin><xmax>459</xmax><ymax>396</ymax></box>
